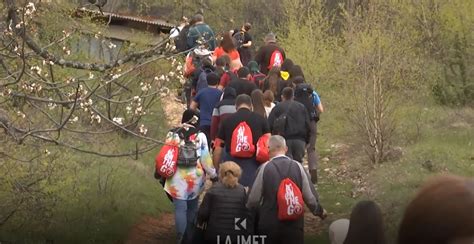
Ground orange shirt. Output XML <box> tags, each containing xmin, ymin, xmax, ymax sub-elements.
<box><xmin>213</xmin><ymin>47</ymin><xmax>240</xmax><ymax>61</ymax></box>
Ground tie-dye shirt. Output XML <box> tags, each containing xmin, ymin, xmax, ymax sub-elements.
<box><xmin>164</xmin><ymin>132</ymin><xmax>216</xmax><ymax>200</ymax></box>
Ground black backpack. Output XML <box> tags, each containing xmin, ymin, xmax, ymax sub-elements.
<box><xmin>172</xmin><ymin>128</ymin><xmax>200</xmax><ymax>167</ymax></box>
<box><xmin>232</xmin><ymin>30</ymin><xmax>245</xmax><ymax>48</ymax></box>
<box><xmin>272</xmin><ymin>113</ymin><xmax>288</xmax><ymax>136</ymax></box>
<box><xmin>294</xmin><ymin>83</ymin><xmax>319</xmax><ymax>122</ymax></box>
<box><xmin>175</xmin><ymin>25</ymin><xmax>191</xmax><ymax>52</ymax></box>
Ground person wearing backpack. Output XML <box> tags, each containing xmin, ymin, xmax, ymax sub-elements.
<box><xmin>268</xmin><ymin>87</ymin><xmax>311</xmax><ymax>164</ymax></box>
<box><xmin>213</xmin><ymin>32</ymin><xmax>243</xmax><ymax>71</ymax></box>
<box><xmin>194</xmin><ymin>58</ymin><xmax>215</xmax><ymax>94</ymax></box>
<box><xmin>213</xmin><ymin>94</ymin><xmax>270</xmax><ymax>187</ymax></box>
<box><xmin>228</xmin><ymin>67</ymin><xmax>258</xmax><ymax>96</ymax></box>
<box><xmin>232</xmin><ymin>23</ymin><xmax>253</xmax><ymax>66</ymax></box>
<box><xmin>171</xmin><ymin>17</ymin><xmax>190</xmax><ymax>53</ymax></box>
<box><xmin>183</xmin><ymin>48</ymin><xmax>212</xmax><ymax>108</ymax></box>
<box><xmin>154</xmin><ymin>109</ymin><xmax>217</xmax><ymax>244</ymax></box>
<box><xmin>197</xmin><ymin>161</ymin><xmax>254</xmax><ymax>243</ymax></box>
<box><xmin>186</xmin><ymin>14</ymin><xmax>217</xmax><ymax>51</ymax></box>
<box><xmin>190</xmin><ymin>73</ymin><xmax>223</xmax><ymax>147</ymax></box>
<box><xmin>210</xmin><ymin>87</ymin><xmax>237</xmax><ymax>143</ymax></box>
<box><xmin>247</xmin><ymin>61</ymin><xmax>266</xmax><ymax>88</ymax></box>
<box><xmin>292</xmin><ymin>76</ymin><xmax>324</xmax><ymax>184</ymax></box>
<box><xmin>246</xmin><ymin>135</ymin><xmax>326</xmax><ymax>244</ymax></box>
<box><xmin>255</xmin><ymin>32</ymin><xmax>286</xmax><ymax>75</ymax></box>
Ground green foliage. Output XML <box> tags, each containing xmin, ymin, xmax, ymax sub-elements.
<box><xmin>408</xmin><ymin>0</ymin><xmax>474</xmax><ymax>106</ymax></box>
<box><xmin>0</xmin><ymin>103</ymin><xmax>171</xmax><ymax>243</ymax></box>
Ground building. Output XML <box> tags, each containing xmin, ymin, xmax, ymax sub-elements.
<box><xmin>72</xmin><ymin>8</ymin><xmax>175</xmax><ymax>63</ymax></box>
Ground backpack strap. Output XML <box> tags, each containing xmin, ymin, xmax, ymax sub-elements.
<box><xmin>272</xmin><ymin>156</ymin><xmax>293</xmax><ymax>179</ymax></box>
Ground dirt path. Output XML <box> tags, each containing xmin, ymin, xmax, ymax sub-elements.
<box><xmin>125</xmin><ymin>214</ymin><xmax>175</xmax><ymax>244</ymax></box>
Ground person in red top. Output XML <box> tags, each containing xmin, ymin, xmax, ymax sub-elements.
<box><xmin>213</xmin><ymin>32</ymin><xmax>243</xmax><ymax>71</ymax></box>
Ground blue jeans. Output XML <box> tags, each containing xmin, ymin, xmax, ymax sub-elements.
<box><xmin>173</xmin><ymin>198</ymin><xmax>199</xmax><ymax>242</ymax></box>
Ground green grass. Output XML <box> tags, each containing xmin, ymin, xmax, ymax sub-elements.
<box><xmin>305</xmin><ymin>100</ymin><xmax>474</xmax><ymax>242</ymax></box>
<box><xmin>0</xmin><ymin>101</ymin><xmax>173</xmax><ymax>243</ymax></box>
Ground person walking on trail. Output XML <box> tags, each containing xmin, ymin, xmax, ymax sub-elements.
<box><xmin>251</xmin><ymin>89</ymin><xmax>267</xmax><ymax>119</ymax></box>
<box><xmin>186</xmin><ymin>14</ymin><xmax>217</xmax><ymax>51</ymax></box>
<box><xmin>246</xmin><ymin>135</ymin><xmax>326</xmax><ymax>244</ymax></box>
<box><xmin>268</xmin><ymin>87</ymin><xmax>311</xmax><ymax>163</ymax></box>
<box><xmin>214</xmin><ymin>55</ymin><xmax>229</xmax><ymax>79</ymax></box>
<box><xmin>228</xmin><ymin>67</ymin><xmax>258</xmax><ymax>96</ymax></box>
<box><xmin>197</xmin><ymin>161</ymin><xmax>253</xmax><ymax>243</ymax></box>
<box><xmin>210</xmin><ymin>87</ymin><xmax>237</xmax><ymax>142</ymax></box>
<box><xmin>247</xmin><ymin>61</ymin><xmax>266</xmax><ymax>89</ymax></box>
<box><xmin>255</xmin><ymin>32</ymin><xmax>286</xmax><ymax>75</ymax></box>
<box><xmin>263</xmin><ymin>90</ymin><xmax>276</xmax><ymax>117</ymax></box>
<box><xmin>213</xmin><ymin>32</ymin><xmax>243</xmax><ymax>71</ymax></box>
<box><xmin>292</xmin><ymin>76</ymin><xmax>324</xmax><ymax>183</ymax></box>
<box><xmin>193</xmin><ymin>58</ymin><xmax>215</xmax><ymax>94</ymax></box>
<box><xmin>280</xmin><ymin>58</ymin><xmax>294</xmax><ymax>82</ymax></box>
<box><xmin>329</xmin><ymin>200</ymin><xmax>386</xmax><ymax>244</ymax></box>
<box><xmin>213</xmin><ymin>94</ymin><xmax>270</xmax><ymax>187</ymax></box>
<box><xmin>156</xmin><ymin>109</ymin><xmax>217</xmax><ymax>244</ymax></box>
<box><xmin>190</xmin><ymin>73</ymin><xmax>222</xmax><ymax>146</ymax></box>
<box><xmin>232</xmin><ymin>23</ymin><xmax>253</xmax><ymax>66</ymax></box>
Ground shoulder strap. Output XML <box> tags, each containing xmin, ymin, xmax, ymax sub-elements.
<box><xmin>272</xmin><ymin>158</ymin><xmax>293</xmax><ymax>179</ymax></box>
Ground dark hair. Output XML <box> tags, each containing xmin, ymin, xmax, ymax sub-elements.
<box><xmin>292</xmin><ymin>76</ymin><xmax>305</xmax><ymax>85</ymax></box>
<box><xmin>235</xmin><ymin>94</ymin><xmax>252</xmax><ymax>108</ymax></box>
<box><xmin>281</xmin><ymin>58</ymin><xmax>294</xmax><ymax>72</ymax></box>
<box><xmin>220</xmin><ymin>54</ymin><xmax>231</xmax><ymax>68</ymax></box>
<box><xmin>263</xmin><ymin>90</ymin><xmax>274</xmax><ymax>107</ymax></box>
<box><xmin>344</xmin><ymin>201</ymin><xmax>386</xmax><ymax>244</ymax></box>
<box><xmin>289</xmin><ymin>65</ymin><xmax>305</xmax><ymax>79</ymax></box>
<box><xmin>221</xmin><ymin>32</ymin><xmax>236</xmax><ymax>53</ymax></box>
<box><xmin>243</xmin><ymin>22</ymin><xmax>252</xmax><ymax>32</ymax></box>
<box><xmin>237</xmin><ymin>67</ymin><xmax>250</xmax><ymax>79</ymax></box>
<box><xmin>192</xmin><ymin>14</ymin><xmax>204</xmax><ymax>24</ymax></box>
<box><xmin>265</xmin><ymin>66</ymin><xmax>281</xmax><ymax>95</ymax></box>
<box><xmin>181</xmin><ymin>109</ymin><xmax>199</xmax><ymax>126</ymax></box>
<box><xmin>281</xmin><ymin>87</ymin><xmax>294</xmax><ymax>100</ymax></box>
<box><xmin>207</xmin><ymin>73</ymin><xmax>219</xmax><ymax>86</ymax></box>
<box><xmin>251</xmin><ymin>90</ymin><xmax>267</xmax><ymax>119</ymax></box>
<box><xmin>398</xmin><ymin>175</ymin><xmax>474</xmax><ymax>244</ymax></box>
<box><xmin>216</xmin><ymin>55</ymin><xmax>228</xmax><ymax>67</ymax></box>
<box><xmin>201</xmin><ymin>58</ymin><xmax>213</xmax><ymax>69</ymax></box>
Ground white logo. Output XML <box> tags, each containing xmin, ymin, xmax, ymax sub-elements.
<box><xmin>285</xmin><ymin>183</ymin><xmax>302</xmax><ymax>215</ymax></box>
<box><xmin>235</xmin><ymin>125</ymin><xmax>250</xmax><ymax>152</ymax></box>
<box><xmin>234</xmin><ymin>217</ymin><xmax>247</xmax><ymax>231</ymax></box>
<box><xmin>272</xmin><ymin>53</ymin><xmax>283</xmax><ymax>67</ymax></box>
<box><xmin>160</xmin><ymin>148</ymin><xmax>175</xmax><ymax>175</ymax></box>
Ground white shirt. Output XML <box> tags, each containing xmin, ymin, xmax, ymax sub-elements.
<box><xmin>264</xmin><ymin>103</ymin><xmax>275</xmax><ymax>117</ymax></box>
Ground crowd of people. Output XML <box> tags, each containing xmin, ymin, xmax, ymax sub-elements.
<box><xmin>156</xmin><ymin>14</ymin><xmax>474</xmax><ymax>244</ymax></box>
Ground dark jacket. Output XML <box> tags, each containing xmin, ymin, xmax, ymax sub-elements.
<box><xmin>246</xmin><ymin>155</ymin><xmax>322</xmax><ymax>243</ymax></box>
<box><xmin>217</xmin><ymin>108</ymin><xmax>270</xmax><ymax>154</ymax></box>
<box><xmin>198</xmin><ymin>182</ymin><xmax>253</xmax><ymax>243</ymax></box>
<box><xmin>255</xmin><ymin>43</ymin><xmax>286</xmax><ymax>74</ymax></box>
<box><xmin>186</xmin><ymin>23</ymin><xmax>217</xmax><ymax>51</ymax></box>
<box><xmin>228</xmin><ymin>78</ymin><xmax>258</xmax><ymax>96</ymax></box>
<box><xmin>267</xmin><ymin>100</ymin><xmax>311</xmax><ymax>143</ymax></box>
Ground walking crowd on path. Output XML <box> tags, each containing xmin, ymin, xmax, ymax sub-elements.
<box><xmin>156</xmin><ymin>14</ymin><xmax>474</xmax><ymax>244</ymax></box>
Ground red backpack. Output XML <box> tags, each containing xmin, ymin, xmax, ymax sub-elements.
<box><xmin>155</xmin><ymin>131</ymin><xmax>181</xmax><ymax>178</ymax></box>
<box><xmin>230</xmin><ymin>121</ymin><xmax>255</xmax><ymax>158</ymax></box>
<box><xmin>155</xmin><ymin>144</ymin><xmax>179</xmax><ymax>178</ymax></box>
<box><xmin>268</xmin><ymin>50</ymin><xmax>284</xmax><ymax>70</ymax></box>
<box><xmin>276</xmin><ymin>165</ymin><xmax>304</xmax><ymax>221</ymax></box>
<box><xmin>256</xmin><ymin>133</ymin><xmax>270</xmax><ymax>163</ymax></box>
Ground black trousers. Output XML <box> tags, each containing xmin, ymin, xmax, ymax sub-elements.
<box><xmin>199</xmin><ymin>125</ymin><xmax>211</xmax><ymax>148</ymax></box>
<box><xmin>286</xmin><ymin>139</ymin><xmax>306</xmax><ymax>163</ymax></box>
